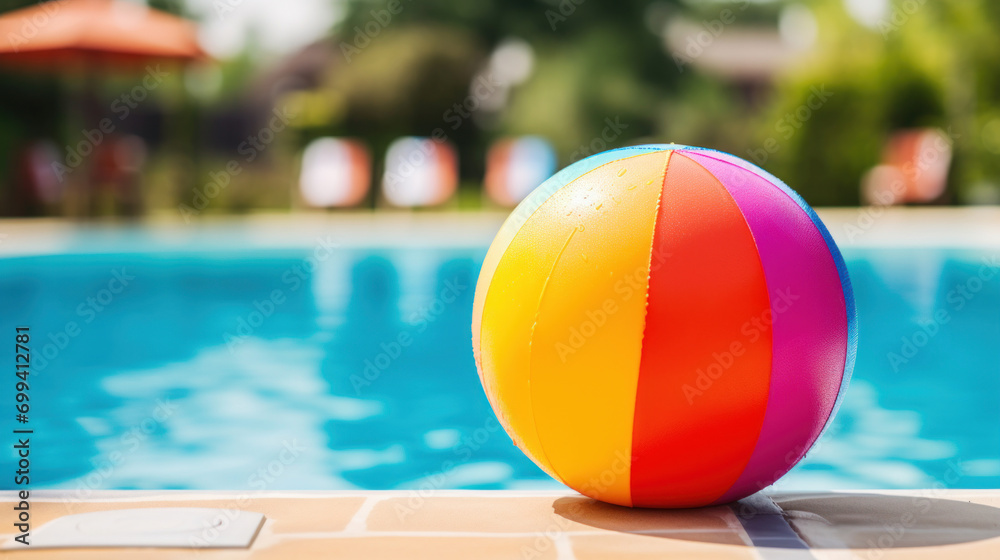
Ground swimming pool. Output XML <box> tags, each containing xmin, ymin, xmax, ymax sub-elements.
<box><xmin>2</xmin><ymin>232</ymin><xmax>998</xmax><ymax>495</ymax></box>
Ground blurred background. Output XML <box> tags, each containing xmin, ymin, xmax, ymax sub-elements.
<box><xmin>1</xmin><ymin>0</ymin><xmax>999</xmax><ymax>217</ymax></box>
<box><xmin>1</xmin><ymin>0</ymin><xmax>999</xmax><ymax>495</ymax></box>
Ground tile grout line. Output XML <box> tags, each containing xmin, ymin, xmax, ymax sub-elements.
<box><xmin>553</xmin><ymin>531</ymin><xmax>577</xmax><ymax>560</ymax></box>
<box><xmin>343</xmin><ymin>495</ymin><xmax>385</xmax><ymax>535</ymax></box>
<box><xmin>722</xmin><ymin>506</ymin><xmax>757</xmax><ymax>548</ymax></box>
<box><xmin>732</xmin><ymin>494</ymin><xmax>818</xmax><ymax>560</ymax></box>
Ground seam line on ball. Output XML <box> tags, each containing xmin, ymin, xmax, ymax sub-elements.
<box><xmin>626</xmin><ymin>149</ymin><xmax>673</xmax><ymax>507</ymax></box>
<box><xmin>682</xmin><ymin>148</ymin><xmax>855</xmax><ymax>455</ymax></box>
<box><xmin>477</xmin><ymin>150</ymin><xmax>673</xmax><ymax>371</ymax></box>
<box><xmin>676</xmin><ymin>150</ymin><xmax>776</xmax><ymax>504</ymax></box>
<box><xmin>485</xmin><ymin>150</ymin><xmax>670</xmax><ymax>483</ymax></box>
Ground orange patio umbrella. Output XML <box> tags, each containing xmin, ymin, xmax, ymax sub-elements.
<box><xmin>0</xmin><ymin>0</ymin><xmax>207</xmax><ymax>216</ymax></box>
<box><xmin>0</xmin><ymin>0</ymin><xmax>205</xmax><ymax>68</ymax></box>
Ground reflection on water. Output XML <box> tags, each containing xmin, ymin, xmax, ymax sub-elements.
<box><xmin>0</xmin><ymin>247</ymin><xmax>997</xmax><ymax>492</ymax></box>
<box><xmin>782</xmin><ymin>249</ymin><xmax>1000</xmax><ymax>490</ymax></box>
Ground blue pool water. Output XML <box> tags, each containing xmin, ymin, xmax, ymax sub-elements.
<box><xmin>1</xmin><ymin>244</ymin><xmax>998</xmax><ymax>494</ymax></box>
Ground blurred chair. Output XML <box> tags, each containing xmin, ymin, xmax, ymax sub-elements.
<box><xmin>381</xmin><ymin>137</ymin><xmax>458</xmax><ymax>207</ymax></box>
<box><xmin>299</xmin><ymin>138</ymin><xmax>371</xmax><ymax>208</ymax></box>
<box><xmin>9</xmin><ymin>140</ymin><xmax>64</xmax><ymax>216</ymax></box>
<box><xmin>484</xmin><ymin>136</ymin><xmax>556</xmax><ymax>207</ymax></box>
<box><xmin>90</xmin><ymin>134</ymin><xmax>147</xmax><ymax>217</ymax></box>
<box><xmin>862</xmin><ymin>128</ymin><xmax>952</xmax><ymax>205</ymax></box>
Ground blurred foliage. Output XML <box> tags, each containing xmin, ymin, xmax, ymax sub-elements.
<box><xmin>316</xmin><ymin>25</ymin><xmax>484</xmax><ymax>178</ymax></box>
<box><xmin>320</xmin><ymin>0</ymin><xmax>695</xmax><ymax>195</ymax></box>
<box><xmin>320</xmin><ymin>0</ymin><xmax>782</xmax><ymax>198</ymax></box>
<box><xmin>1</xmin><ymin>0</ymin><xmax>1000</xmax><ymax>213</ymax></box>
<box><xmin>0</xmin><ymin>73</ymin><xmax>62</xmax><ymax>196</ymax></box>
<box><xmin>761</xmin><ymin>0</ymin><xmax>1000</xmax><ymax>204</ymax></box>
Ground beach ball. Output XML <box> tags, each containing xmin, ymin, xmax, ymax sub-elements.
<box><xmin>485</xmin><ymin>136</ymin><xmax>557</xmax><ymax>206</ymax></box>
<box><xmin>471</xmin><ymin>144</ymin><xmax>856</xmax><ymax>508</ymax></box>
<box><xmin>299</xmin><ymin>138</ymin><xmax>371</xmax><ymax>208</ymax></box>
<box><xmin>382</xmin><ymin>137</ymin><xmax>458</xmax><ymax>207</ymax></box>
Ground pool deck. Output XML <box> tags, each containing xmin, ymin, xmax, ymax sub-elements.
<box><xmin>2</xmin><ymin>206</ymin><xmax>1000</xmax><ymax>257</ymax></box>
<box><xmin>3</xmin><ymin>489</ymin><xmax>1000</xmax><ymax>558</ymax></box>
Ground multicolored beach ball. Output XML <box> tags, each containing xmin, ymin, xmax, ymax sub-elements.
<box><xmin>471</xmin><ymin>144</ymin><xmax>857</xmax><ymax>508</ymax></box>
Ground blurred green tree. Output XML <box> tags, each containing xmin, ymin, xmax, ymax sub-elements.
<box><xmin>763</xmin><ymin>0</ymin><xmax>1000</xmax><ymax>205</ymax></box>
<box><xmin>326</xmin><ymin>0</ymin><xmax>691</xmax><ymax>179</ymax></box>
